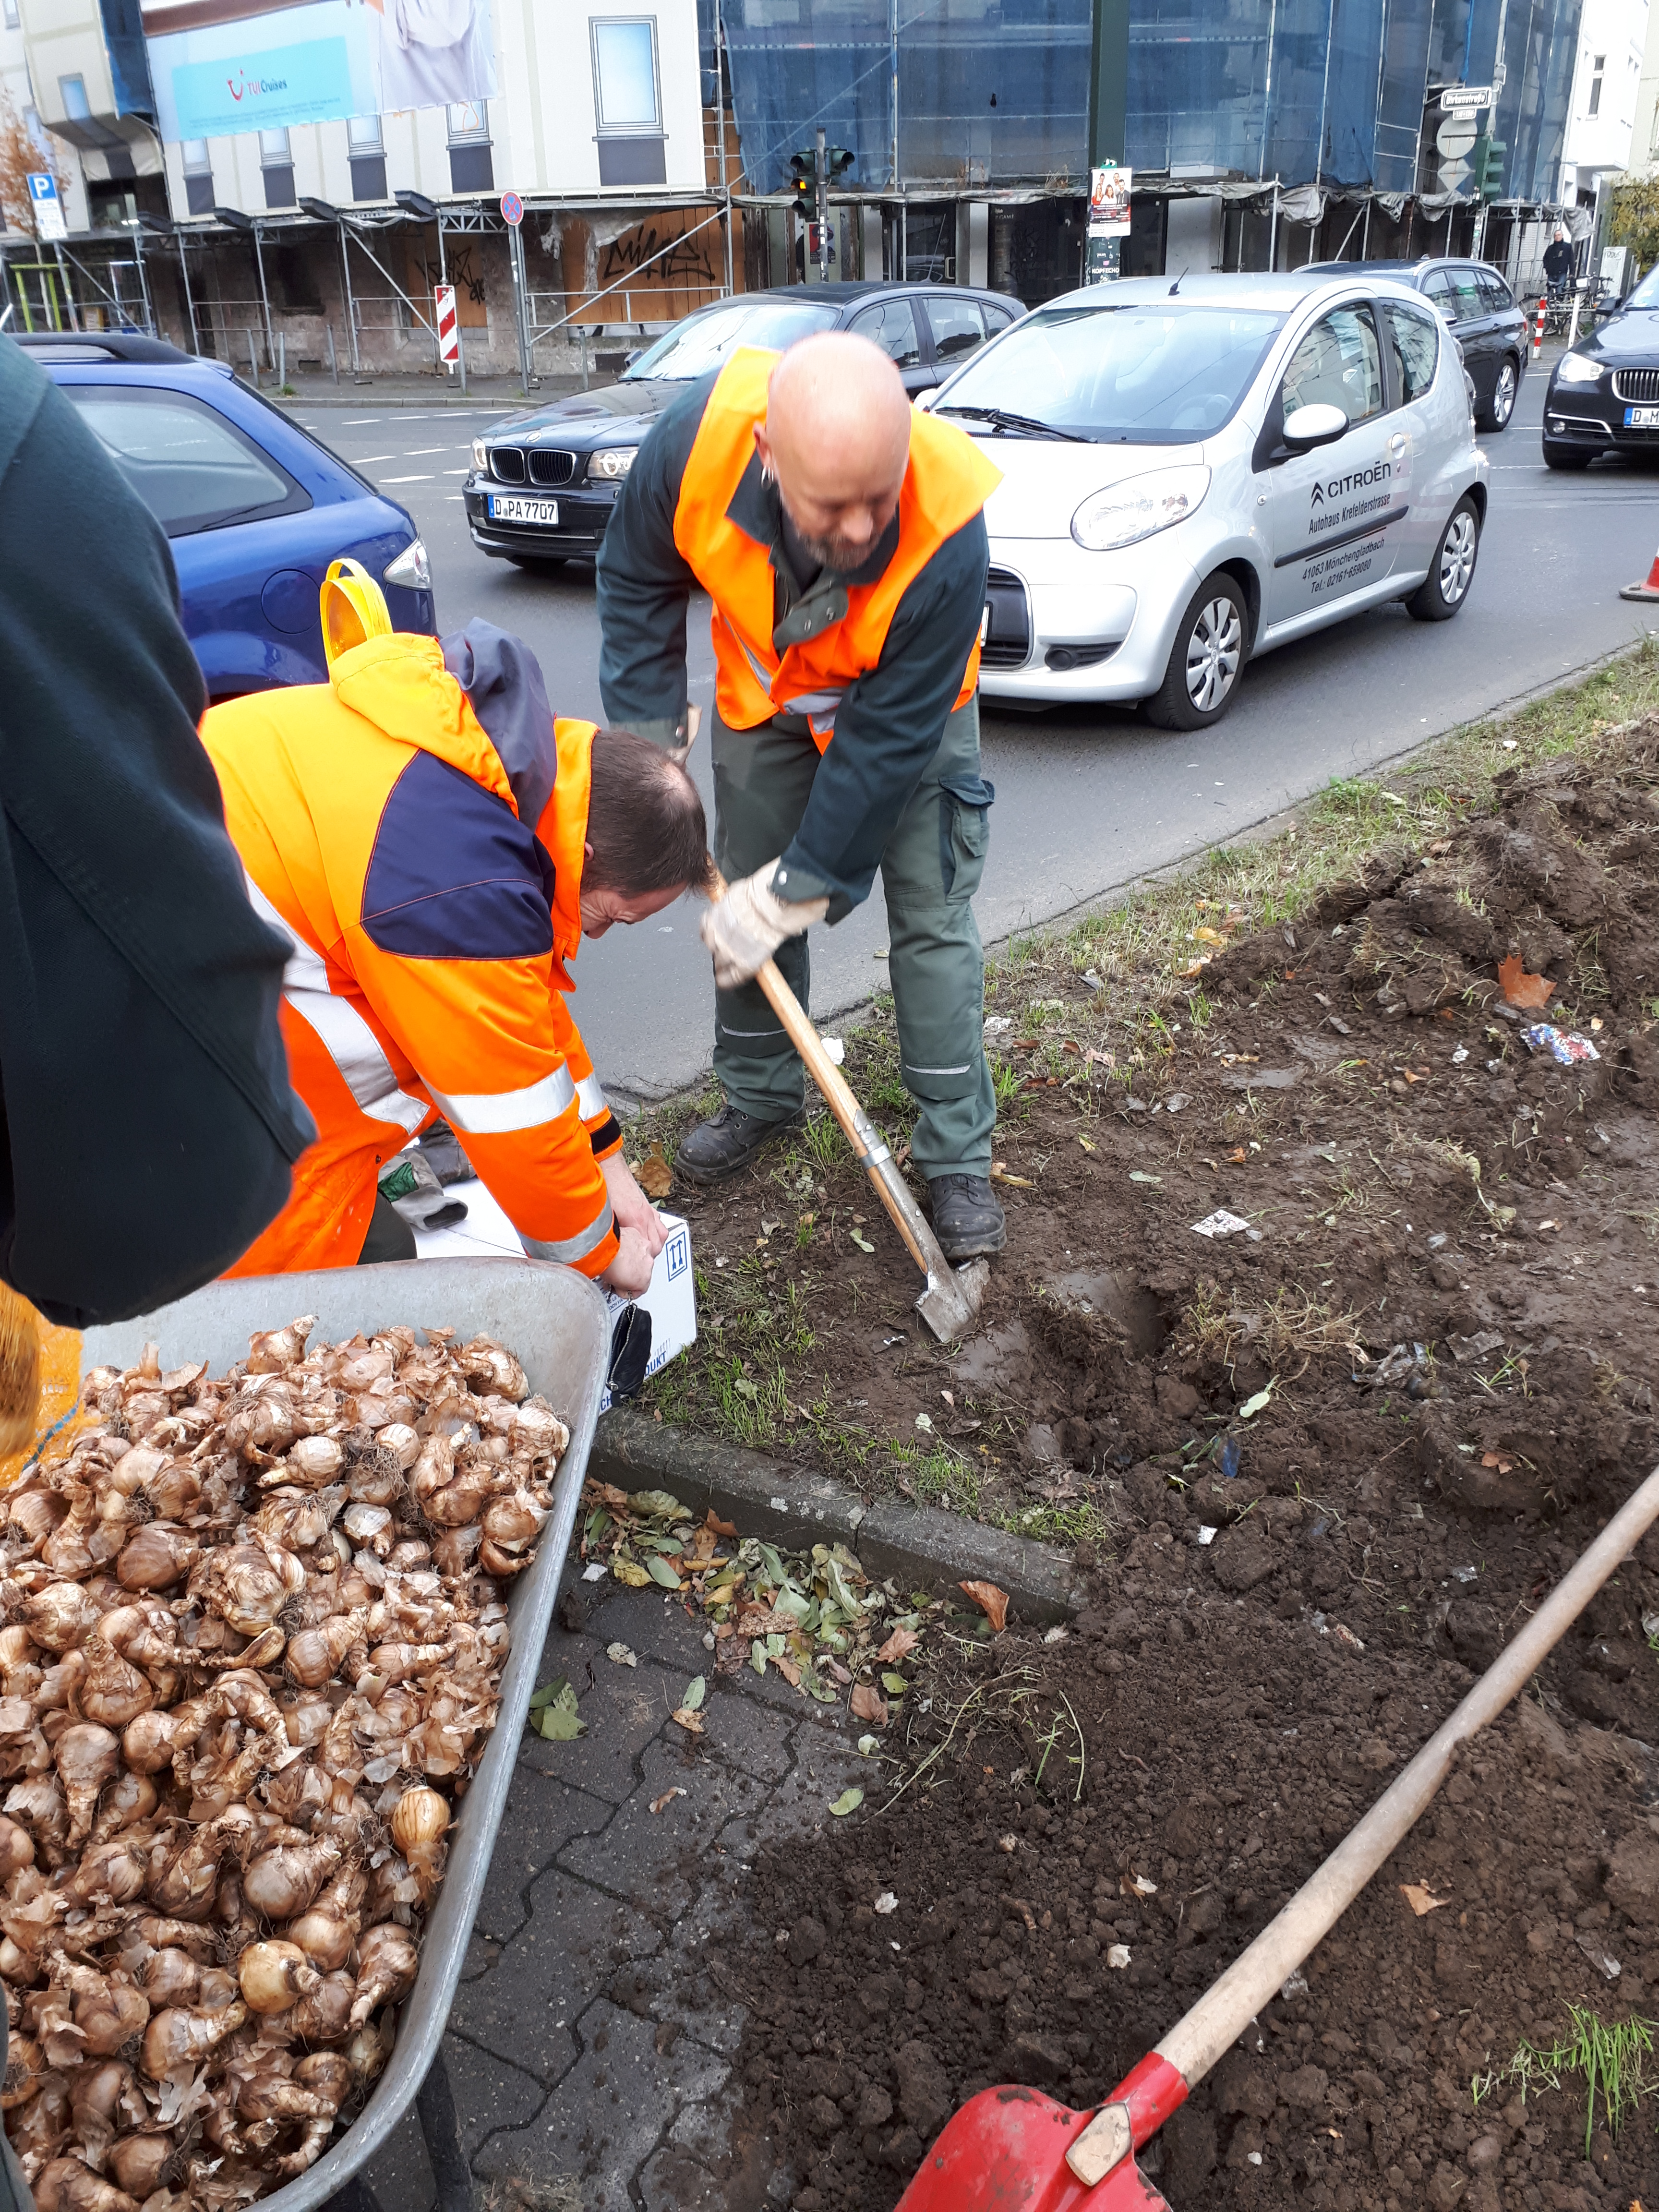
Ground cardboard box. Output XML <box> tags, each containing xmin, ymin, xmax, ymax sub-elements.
<box><xmin>600</xmin><ymin>1213</ymin><xmax>696</xmax><ymax>1412</ymax></box>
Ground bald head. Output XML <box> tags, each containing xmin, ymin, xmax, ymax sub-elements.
<box><xmin>755</xmin><ymin>332</ymin><xmax>913</xmax><ymax>571</ymax></box>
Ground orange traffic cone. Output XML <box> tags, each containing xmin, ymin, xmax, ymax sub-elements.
<box><xmin>1620</xmin><ymin>543</ymin><xmax>1659</xmax><ymax>601</ymax></box>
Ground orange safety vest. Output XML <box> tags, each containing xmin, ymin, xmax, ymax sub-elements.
<box><xmin>673</xmin><ymin>348</ymin><xmax>1002</xmax><ymax>747</ymax></box>
<box><xmin>201</xmin><ymin>631</ymin><xmax>622</xmax><ymax>1279</ymax></box>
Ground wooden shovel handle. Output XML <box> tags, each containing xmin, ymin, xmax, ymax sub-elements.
<box><xmin>708</xmin><ymin>870</ymin><xmax>930</xmax><ymax>1274</ymax></box>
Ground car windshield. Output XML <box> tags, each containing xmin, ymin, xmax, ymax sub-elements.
<box><xmin>937</xmin><ymin>301</ymin><xmax>1286</xmax><ymax>442</ymax></box>
<box><xmin>1625</xmin><ymin>265</ymin><xmax>1659</xmax><ymax>308</ymax></box>
<box><xmin>624</xmin><ymin>300</ymin><xmax>842</xmax><ymax>380</ymax></box>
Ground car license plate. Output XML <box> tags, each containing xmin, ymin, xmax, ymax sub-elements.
<box><xmin>487</xmin><ymin>493</ymin><xmax>559</xmax><ymax>524</ymax></box>
<box><xmin>1625</xmin><ymin>406</ymin><xmax>1659</xmax><ymax>428</ymax></box>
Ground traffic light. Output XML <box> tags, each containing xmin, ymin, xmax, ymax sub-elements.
<box><xmin>826</xmin><ymin>146</ymin><xmax>855</xmax><ymax>186</ymax></box>
<box><xmin>1470</xmin><ymin>134</ymin><xmax>1507</xmax><ymax>201</ymax></box>
<box><xmin>787</xmin><ymin>152</ymin><xmax>815</xmax><ymax>205</ymax></box>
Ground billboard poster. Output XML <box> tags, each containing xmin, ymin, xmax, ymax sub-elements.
<box><xmin>1089</xmin><ymin>163</ymin><xmax>1132</xmax><ymax>238</ymax></box>
<box><xmin>143</xmin><ymin>0</ymin><xmax>496</xmax><ymax>142</ymax></box>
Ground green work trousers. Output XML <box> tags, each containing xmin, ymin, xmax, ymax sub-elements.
<box><xmin>710</xmin><ymin>697</ymin><xmax>997</xmax><ymax>1181</ymax></box>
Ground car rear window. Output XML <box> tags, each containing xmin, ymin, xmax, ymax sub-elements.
<box><xmin>936</xmin><ymin>302</ymin><xmax>1285</xmax><ymax>443</ymax></box>
<box><xmin>63</xmin><ymin>385</ymin><xmax>307</xmax><ymax>536</ymax></box>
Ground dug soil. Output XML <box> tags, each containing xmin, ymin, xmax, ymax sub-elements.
<box><xmin>653</xmin><ymin>728</ymin><xmax>1659</xmax><ymax>2209</ymax></box>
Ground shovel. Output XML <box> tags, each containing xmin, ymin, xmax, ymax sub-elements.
<box><xmin>894</xmin><ymin>1461</ymin><xmax>1659</xmax><ymax>2211</ymax></box>
<box><xmin>709</xmin><ymin>869</ymin><xmax>989</xmax><ymax>1343</ymax></box>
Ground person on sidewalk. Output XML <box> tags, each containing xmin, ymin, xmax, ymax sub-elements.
<box><xmin>202</xmin><ymin>565</ymin><xmax>710</xmax><ymax>1292</ymax></box>
<box><xmin>595</xmin><ymin>330</ymin><xmax>1007</xmax><ymax>1260</ymax></box>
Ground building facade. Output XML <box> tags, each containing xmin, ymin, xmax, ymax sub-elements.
<box><xmin>1</xmin><ymin>0</ymin><xmax>1590</xmax><ymax>368</ymax></box>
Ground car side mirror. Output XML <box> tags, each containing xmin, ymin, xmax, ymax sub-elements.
<box><xmin>624</xmin><ymin>348</ymin><xmax>643</xmax><ymax>368</ymax></box>
<box><xmin>914</xmin><ymin>388</ymin><xmax>939</xmax><ymax>412</ymax></box>
<box><xmin>1282</xmin><ymin>402</ymin><xmax>1349</xmax><ymax>451</ymax></box>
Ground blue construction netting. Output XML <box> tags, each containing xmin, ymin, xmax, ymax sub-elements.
<box><xmin>708</xmin><ymin>0</ymin><xmax>1580</xmax><ymax>199</ymax></box>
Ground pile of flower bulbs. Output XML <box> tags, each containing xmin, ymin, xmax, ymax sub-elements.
<box><xmin>0</xmin><ymin>1317</ymin><xmax>565</xmax><ymax>2212</ymax></box>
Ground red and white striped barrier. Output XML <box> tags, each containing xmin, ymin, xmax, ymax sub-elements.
<box><xmin>435</xmin><ymin>283</ymin><xmax>458</xmax><ymax>367</ymax></box>
<box><xmin>1532</xmin><ymin>294</ymin><xmax>1546</xmax><ymax>360</ymax></box>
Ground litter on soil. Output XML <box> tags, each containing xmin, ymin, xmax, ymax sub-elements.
<box><xmin>574</xmin><ymin>1479</ymin><xmax>1001</xmax><ymax>1710</ymax></box>
<box><xmin>626</xmin><ymin>722</ymin><xmax>1659</xmax><ymax>2212</ymax></box>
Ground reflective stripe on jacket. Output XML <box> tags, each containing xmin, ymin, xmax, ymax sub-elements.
<box><xmin>201</xmin><ymin>627</ymin><xmax>622</xmax><ymax>1277</ymax></box>
<box><xmin>671</xmin><ymin>347</ymin><xmax>1002</xmax><ymax>748</ymax></box>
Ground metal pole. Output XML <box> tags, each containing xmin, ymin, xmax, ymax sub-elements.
<box><xmin>176</xmin><ymin>231</ymin><xmax>197</xmax><ymax>351</ymax></box>
<box><xmin>337</xmin><ymin>219</ymin><xmax>361</xmax><ymax>376</ymax></box>
<box><xmin>715</xmin><ymin>0</ymin><xmax>733</xmax><ymax>293</ymax></box>
<box><xmin>1268</xmin><ymin>177</ymin><xmax>1279</xmax><ymax>271</ymax></box>
<box><xmin>815</xmin><ymin>125</ymin><xmax>829</xmax><ymax>281</ymax></box>
<box><xmin>581</xmin><ymin>325</ymin><xmax>589</xmax><ymax>390</ymax></box>
<box><xmin>510</xmin><ymin>219</ymin><xmax>533</xmax><ymax>391</ymax></box>
<box><xmin>890</xmin><ymin>0</ymin><xmax>899</xmax><ymax>191</ymax></box>
<box><xmin>132</xmin><ymin>229</ymin><xmax>154</xmax><ymax>335</ymax></box>
<box><xmin>326</xmin><ymin>321</ymin><xmax>337</xmax><ymax>382</ymax></box>
<box><xmin>248</xmin><ymin>326</ymin><xmax>259</xmax><ymax>385</ymax></box>
<box><xmin>53</xmin><ymin>243</ymin><xmax>81</xmax><ymax>331</ymax></box>
<box><xmin>277</xmin><ymin>329</ymin><xmax>286</xmax><ymax>387</ymax></box>
<box><xmin>434</xmin><ymin>213</ymin><xmax>448</xmax><ymax>373</ymax></box>
<box><xmin>251</xmin><ymin>225</ymin><xmax>274</xmax><ymax>367</ymax></box>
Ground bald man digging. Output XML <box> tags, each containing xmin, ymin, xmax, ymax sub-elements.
<box><xmin>596</xmin><ymin>330</ymin><xmax>1007</xmax><ymax>1259</ymax></box>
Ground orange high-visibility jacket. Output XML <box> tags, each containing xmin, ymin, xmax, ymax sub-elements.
<box><xmin>201</xmin><ymin>625</ymin><xmax>623</xmax><ymax>1278</ymax></box>
<box><xmin>672</xmin><ymin>347</ymin><xmax>1002</xmax><ymax>747</ymax></box>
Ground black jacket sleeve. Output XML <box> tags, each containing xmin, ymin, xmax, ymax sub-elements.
<box><xmin>0</xmin><ymin>337</ymin><xmax>314</xmax><ymax>1327</ymax></box>
<box><xmin>771</xmin><ymin>512</ymin><xmax>988</xmax><ymax>916</ymax></box>
<box><xmin>594</xmin><ymin>377</ymin><xmax>714</xmax><ymax>745</ymax></box>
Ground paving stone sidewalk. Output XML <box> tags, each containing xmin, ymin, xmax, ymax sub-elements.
<box><xmin>356</xmin><ymin>1564</ymin><xmax>867</xmax><ymax>2210</ymax></box>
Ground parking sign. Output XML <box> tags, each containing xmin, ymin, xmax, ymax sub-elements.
<box><xmin>27</xmin><ymin>173</ymin><xmax>66</xmax><ymax>243</ymax></box>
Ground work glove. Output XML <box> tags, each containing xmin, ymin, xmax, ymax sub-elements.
<box><xmin>700</xmin><ymin>859</ymin><xmax>829</xmax><ymax>990</ymax></box>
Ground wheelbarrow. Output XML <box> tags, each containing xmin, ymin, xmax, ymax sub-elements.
<box><xmin>79</xmin><ymin>1256</ymin><xmax>612</xmax><ymax>2212</ymax></box>
<box><xmin>895</xmin><ymin>1460</ymin><xmax>1659</xmax><ymax>2211</ymax></box>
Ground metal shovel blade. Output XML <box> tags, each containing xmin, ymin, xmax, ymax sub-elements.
<box><xmin>893</xmin><ymin>2088</ymin><xmax>1171</xmax><ymax>2212</ymax></box>
<box><xmin>915</xmin><ymin>1254</ymin><xmax>990</xmax><ymax>1343</ymax></box>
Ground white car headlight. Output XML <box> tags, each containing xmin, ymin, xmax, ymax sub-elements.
<box><xmin>1070</xmin><ymin>466</ymin><xmax>1211</xmax><ymax>552</ymax></box>
<box><xmin>471</xmin><ymin>436</ymin><xmax>488</xmax><ymax>470</ymax></box>
<box><xmin>1556</xmin><ymin>351</ymin><xmax>1603</xmax><ymax>384</ymax></box>
<box><xmin>382</xmin><ymin>538</ymin><xmax>431</xmax><ymax>591</ymax></box>
<box><xmin>589</xmin><ymin>446</ymin><xmax>637</xmax><ymax>481</ymax></box>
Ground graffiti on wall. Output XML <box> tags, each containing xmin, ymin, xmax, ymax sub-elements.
<box><xmin>598</xmin><ymin>216</ymin><xmax>721</xmax><ymax>292</ymax></box>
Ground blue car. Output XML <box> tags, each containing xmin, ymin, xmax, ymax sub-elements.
<box><xmin>17</xmin><ymin>332</ymin><xmax>434</xmax><ymax>699</ymax></box>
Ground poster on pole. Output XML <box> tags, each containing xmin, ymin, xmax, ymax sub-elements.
<box><xmin>1089</xmin><ymin>164</ymin><xmax>1132</xmax><ymax>239</ymax></box>
<box><xmin>142</xmin><ymin>0</ymin><xmax>497</xmax><ymax>143</ymax></box>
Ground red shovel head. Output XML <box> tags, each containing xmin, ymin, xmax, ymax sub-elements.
<box><xmin>892</xmin><ymin>2088</ymin><xmax>1171</xmax><ymax>2212</ymax></box>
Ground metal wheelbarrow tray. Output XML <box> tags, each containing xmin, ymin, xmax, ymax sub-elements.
<box><xmin>81</xmin><ymin>1256</ymin><xmax>612</xmax><ymax>2212</ymax></box>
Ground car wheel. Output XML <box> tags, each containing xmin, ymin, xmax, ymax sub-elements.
<box><xmin>1479</xmin><ymin>357</ymin><xmax>1519</xmax><ymax>431</ymax></box>
<box><xmin>1143</xmin><ymin>574</ymin><xmax>1248</xmax><ymax>730</ymax></box>
<box><xmin>1542</xmin><ymin>441</ymin><xmax>1593</xmax><ymax>471</ymax></box>
<box><xmin>1407</xmin><ymin>496</ymin><xmax>1480</xmax><ymax>622</ymax></box>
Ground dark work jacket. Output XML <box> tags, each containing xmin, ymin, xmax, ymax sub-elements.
<box><xmin>596</xmin><ymin>372</ymin><xmax>990</xmax><ymax>918</ymax></box>
<box><xmin>0</xmin><ymin>336</ymin><xmax>314</xmax><ymax>1326</ymax></box>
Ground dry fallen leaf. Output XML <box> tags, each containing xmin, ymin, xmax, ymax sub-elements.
<box><xmin>1496</xmin><ymin>953</ymin><xmax>1554</xmax><ymax>1010</ymax></box>
<box><xmin>1193</xmin><ymin>926</ymin><xmax>1227</xmax><ymax>946</ymax></box>
<box><xmin>1480</xmin><ymin>1450</ymin><xmax>1515</xmax><ymax>1474</ymax></box>
<box><xmin>989</xmin><ymin>1165</ymin><xmax>1035</xmax><ymax>1190</ymax></box>
<box><xmin>671</xmin><ymin>1706</ymin><xmax>705</xmax><ymax>1734</ymax></box>
<box><xmin>850</xmin><ymin>1683</ymin><xmax>889</xmax><ymax>1726</ymax></box>
<box><xmin>650</xmin><ymin>1787</ymin><xmax>687</xmax><ymax>1815</ymax></box>
<box><xmin>877</xmin><ymin>1626</ymin><xmax>920</xmax><ymax>1665</ymax></box>
<box><xmin>1121</xmin><ymin>1871</ymin><xmax>1158</xmax><ymax>1898</ymax></box>
<box><xmin>1399</xmin><ymin>1882</ymin><xmax>1452</xmax><ymax>1917</ymax></box>
<box><xmin>635</xmin><ymin>1144</ymin><xmax>674</xmax><ymax>1199</ymax></box>
<box><xmin>705</xmin><ymin>1508</ymin><xmax>738</xmax><ymax>1540</ymax></box>
<box><xmin>1226</xmin><ymin>1146</ymin><xmax>1248</xmax><ymax>1165</ymax></box>
<box><xmin>960</xmin><ymin>1580</ymin><xmax>1010</xmax><ymax>1633</ymax></box>
<box><xmin>770</xmin><ymin>1655</ymin><xmax>801</xmax><ymax>1688</ymax></box>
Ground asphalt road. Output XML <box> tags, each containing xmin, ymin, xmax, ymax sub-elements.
<box><xmin>299</xmin><ymin>361</ymin><xmax>1659</xmax><ymax>1105</ymax></box>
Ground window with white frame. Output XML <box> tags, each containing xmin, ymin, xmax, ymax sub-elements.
<box><xmin>446</xmin><ymin>102</ymin><xmax>492</xmax><ymax>192</ymax></box>
<box><xmin>590</xmin><ymin>18</ymin><xmax>664</xmax><ymax>184</ymax></box>
<box><xmin>2</xmin><ymin>0</ymin><xmax>21</xmax><ymax>33</ymax></box>
<box><xmin>348</xmin><ymin>112</ymin><xmax>387</xmax><ymax>201</ymax></box>
<box><xmin>181</xmin><ymin>137</ymin><xmax>214</xmax><ymax>215</ymax></box>
<box><xmin>258</xmin><ymin>125</ymin><xmax>294</xmax><ymax>209</ymax></box>
<box><xmin>1588</xmin><ymin>54</ymin><xmax>1605</xmax><ymax>114</ymax></box>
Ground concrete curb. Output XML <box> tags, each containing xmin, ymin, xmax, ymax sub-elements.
<box><xmin>589</xmin><ymin>1406</ymin><xmax>1085</xmax><ymax>1626</ymax></box>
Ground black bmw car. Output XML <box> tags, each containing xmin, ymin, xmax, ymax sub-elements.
<box><xmin>1542</xmin><ymin>263</ymin><xmax>1659</xmax><ymax>469</ymax></box>
<box><xmin>463</xmin><ymin>280</ymin><xmax>1022</xmax><ymax>570</ymax></box>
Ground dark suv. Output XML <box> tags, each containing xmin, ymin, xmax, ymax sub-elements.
<box><xmin>463</xmin><ymin>281</ymin><xmax>1023</xmax><ymax>570</ymax></box>
<box><xmin>1306</xmin><ymin>257</ymin><xmax>1527</xmax><ymax>431</ymax></box>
